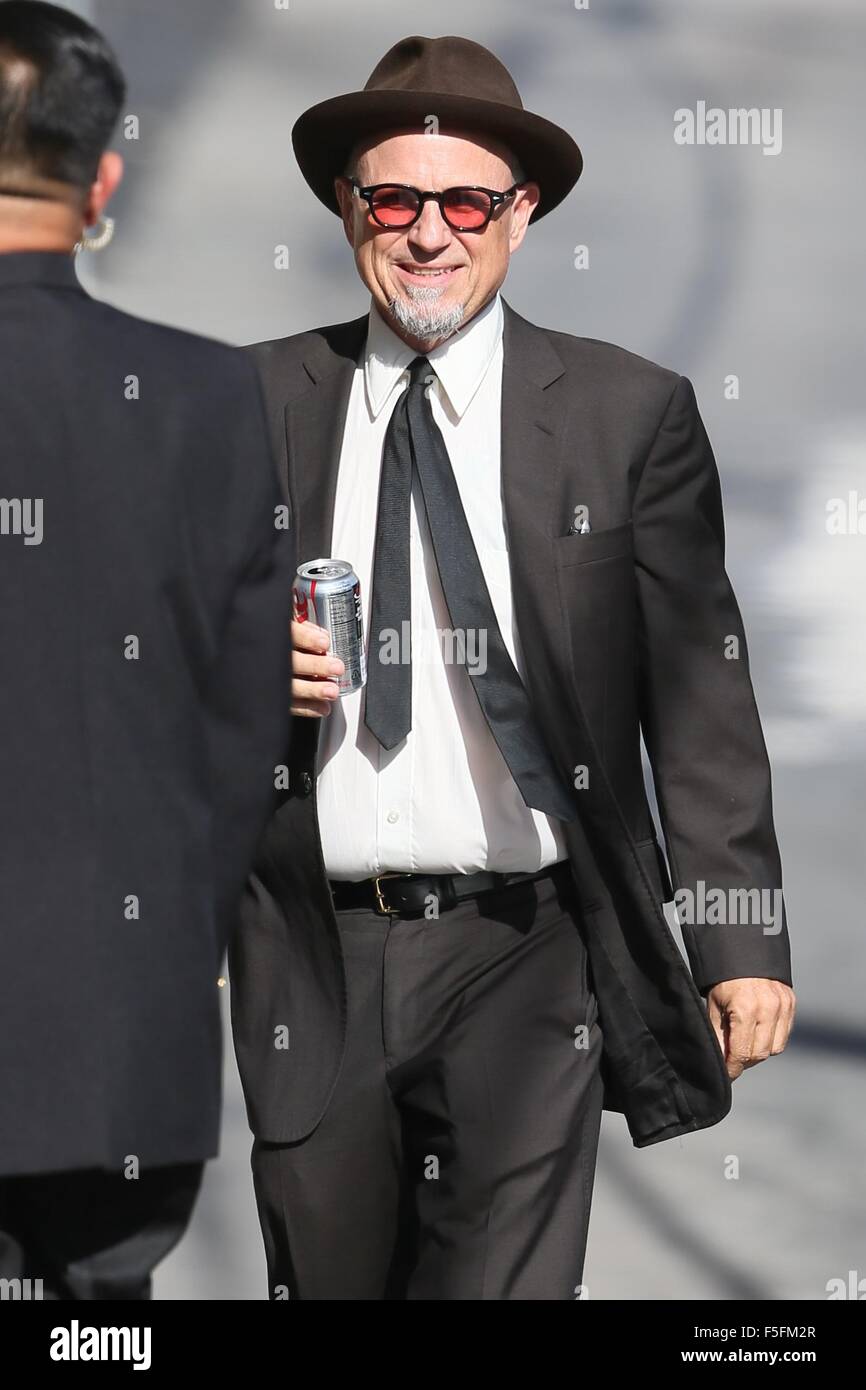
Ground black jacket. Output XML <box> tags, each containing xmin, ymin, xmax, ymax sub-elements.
<box><xmin>0</xmin><ymin>252</ymin><xmax>294</xmax><ymax>1176</ymax></box>
<box><xmin>230</xmin><ymin>298</ymin><xmax>791</xmax><ymax>1150</ymax></box>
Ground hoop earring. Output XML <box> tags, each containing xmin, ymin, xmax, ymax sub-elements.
<box><xmin>74</xmin><ymin>215</ymin><xmax>115</xmax><ymax>253</ymax></box>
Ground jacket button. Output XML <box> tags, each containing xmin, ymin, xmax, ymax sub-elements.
<box><xmin>300</xmin><ymin>771</ymin><xmax>313</xmax><ymax>796</ymax></box>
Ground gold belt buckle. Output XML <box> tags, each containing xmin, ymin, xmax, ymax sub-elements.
<box><xmin>373</xmin><ymin>872</ymin><xmax>409</xmax><ymax>916</ymax></box>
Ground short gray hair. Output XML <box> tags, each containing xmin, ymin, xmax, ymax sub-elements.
<box><xmin>344</xmin><ymin>137</ymin><xmax>525</xmax><ymax>186</ymax></box>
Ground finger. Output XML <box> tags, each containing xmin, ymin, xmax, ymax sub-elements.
<box><xmin>293</xmin><ymin>650</ymin><xmax>345</xmax><ymax>680</ymax></box>
<box><xmin>292</xmin><ymin>620</ymin><xmax>331</xmax><ymax>653</ymax></box>
<box><xmin>724</xmin><ymin>1011</ymin><xmax>757</xmax><ymax>1082</ymax></box>
<box><xmin>292</xmin><ymin>678</ymin><xmax>340</xmax><ymax>703</ymax></box>
<box><xmin>770</xmin><ymin>994</ymin><xmax>796</xmax><ymax>1055</ymax></box>
<box><xmin>706</xmin><ymin>991</ymin><xmax>726</xmax><ymax>1057</ymax></box>
<box><xmin>290</xmin><ymin>697</ymin><xmax>333</xmax><ymax>718</ymax></box>
<box><xmin>742</xmin><ymin>1014</ymin><xmax>778</xmax><ymax>1068</ymax></box>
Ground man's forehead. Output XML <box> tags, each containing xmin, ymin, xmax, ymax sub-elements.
<box><xmin>356</xmin><ymin>130</ymin><xmax>514</xmax><ymax>175</ymax></box>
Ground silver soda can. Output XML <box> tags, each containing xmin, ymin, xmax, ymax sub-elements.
<box><xmin>293</xmin><ymin>559</ymin><xmax>366</xmax><ymax>695</ymax></box>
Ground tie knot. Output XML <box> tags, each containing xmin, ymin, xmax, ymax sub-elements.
<box><xmin>407</xmin><ymin>355</ymin><xmax>434</xmax><ymax>393</ymax></box>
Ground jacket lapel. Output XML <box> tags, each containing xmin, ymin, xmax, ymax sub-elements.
<box><xmin>498</xmin><ymin>299</ymin><xmax>584</xmax><ymax>736</ymax></box>
<box><xmin>500</xmin><ymin>297</ymin><xmax>568</xmax><ymax>562</ymax></box>
<box><xmin>284</xmin><ymin>316</ymin><xmax>368</xmax><ymax>568</ymax></box>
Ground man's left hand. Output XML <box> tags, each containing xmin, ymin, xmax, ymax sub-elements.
<box><xmin>706</xmin><ymin>978</ymin><xmax>796</xmax><ymax>1081</ymax></box>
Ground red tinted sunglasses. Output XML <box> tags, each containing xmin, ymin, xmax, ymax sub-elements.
<box><xmin>349</xmin><ymin>178</ymin><xmax>520</xmax><ymax>232</ymax></box>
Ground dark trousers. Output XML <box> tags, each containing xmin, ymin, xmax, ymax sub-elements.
<box><xmin>252</xmin><ymin>866</ymin><xmax>604</xmax><ymax>1300</ymax></box>
<box><xmin>0</xmin><ymin>1162</ymin><xmax>203</xmax><ymax>1299</ymax></box>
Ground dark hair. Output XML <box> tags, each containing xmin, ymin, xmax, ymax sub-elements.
<box><xmin>0</xmin><ymin>1</ymin><xmax>125</xmax><ymax>189</ymax></box>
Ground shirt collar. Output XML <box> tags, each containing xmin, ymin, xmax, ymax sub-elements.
<box><xmin>364</xmin><ymin>290</ymin><xmax>503</xmax><ymax>421</ymax></box>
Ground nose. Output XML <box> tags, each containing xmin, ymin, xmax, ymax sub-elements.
<box><xmin>406</xmin><ymin>197</ymin><xmax>453</xmax><ymax>255</ymax></box>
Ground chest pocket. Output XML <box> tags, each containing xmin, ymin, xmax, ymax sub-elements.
<box><xmin>551</xmin><ymin>519</ymin><xmax>633</xmax><ymax>568</ymax></box>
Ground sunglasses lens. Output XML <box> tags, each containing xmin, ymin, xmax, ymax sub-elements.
<box><xmin>443</xmin><ymin>188</ymin><xmax>492</xmax><ymax>228</ymax></box>
<box><xmin>369</xmin><ymin>186</ymin><xmax>420</xmax><ymax>226</ymax></box>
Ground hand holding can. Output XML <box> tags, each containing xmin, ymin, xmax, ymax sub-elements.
<box><xmin>290</xmin><ymin>619</ymin><xmax>345</xmax><ymax>718</ymax></box>
<box><xmin>291</xmin><ymin>560</ymin><xmax>366</xmax><ymax>717</ymax></box>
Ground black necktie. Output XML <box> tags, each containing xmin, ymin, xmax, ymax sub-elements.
<box><xmin>364</xmin><ymin>354</ymin><xmax>575</xmax><ymax>823</ymax></box>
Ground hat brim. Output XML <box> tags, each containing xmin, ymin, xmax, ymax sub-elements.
<box><xmin>291</xmin><ymin>89</ymin><xmax>582</xmax><ymax>223</ymax></box>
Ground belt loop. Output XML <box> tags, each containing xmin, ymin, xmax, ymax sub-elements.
<box><xmin>434</xmin><ymin>875</ymin><xmax>458</xmax><ymax>913</ymax></box>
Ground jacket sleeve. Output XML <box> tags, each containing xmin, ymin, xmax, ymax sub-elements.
<box><xmin>204</xmin><ymin>357</ymin><xmax>295</xmax><ymax>955</ymax></box>
<box><xmin>632</xmin><ymin>374</ymin><xmax>792</xmax><ymax>992</ymax></box>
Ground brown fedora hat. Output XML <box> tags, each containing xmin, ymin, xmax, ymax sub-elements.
<box><xmin>292</xmin><ymin>34</ymin><xmax>582</xmax><ymax>224</ymax></box>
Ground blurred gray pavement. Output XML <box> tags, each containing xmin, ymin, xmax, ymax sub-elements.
<box><xmin>66</xmin><ymin>0</ymin><xmax>865</xmax><ymax>1298</ymax></box>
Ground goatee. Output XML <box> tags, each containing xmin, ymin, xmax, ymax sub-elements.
<box><xmin>388</xmin><ymin>285</ymin><xmax>466</xmax><ymax>343</ymax></box>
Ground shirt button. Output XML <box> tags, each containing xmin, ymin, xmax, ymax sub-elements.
<box><xmin>300</xmin><ymin>772</ymin><xmax>313</xmax><ymax>796</ymax></box>
<box><xmin>386</xmin><ymin>810</ymin><xmax>399</xmax><ymax>824</ymax></box>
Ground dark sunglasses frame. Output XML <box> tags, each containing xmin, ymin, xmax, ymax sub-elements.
<box><xmin>348</xmin><ymin>178</ymin><xmax>521</xmax><ymax>232</ymax></box>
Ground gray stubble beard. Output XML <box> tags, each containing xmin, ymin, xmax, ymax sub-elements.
<box><xmin>387</xmin><ymin>284</ymin><xmax>466</xmax><ymax>343</ymax></box>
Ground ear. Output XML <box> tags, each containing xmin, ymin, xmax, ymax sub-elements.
<box><xmin>83</xmin><ymin>151</ymin><xmax>124</xmax><ymax>227</ymax></box>
<box><xmin>508</xmin><ymin>181</ymin><xmax>540</xmax><ymax>252</ymax></box>
<box><xmin>334</xmin><ymin>175</ymin><xmax>357</xmax><ymax>248</ymax></box>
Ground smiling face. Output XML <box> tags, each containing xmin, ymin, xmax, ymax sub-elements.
<box><xmin>334</xmin><ymin>129</ymin><xmax>539</xmax><ymax>351</ymax></box>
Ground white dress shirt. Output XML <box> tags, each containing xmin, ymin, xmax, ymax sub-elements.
<box><xmin>317</xmin><ymin>290</ymin><xmax>568</xmax><ymax>878</ymax></box>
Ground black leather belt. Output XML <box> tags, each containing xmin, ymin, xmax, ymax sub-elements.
<box><xmin>329</xmin><ymin>860</ymin><xmax>571</xmax><ymax>918</ymax></box>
